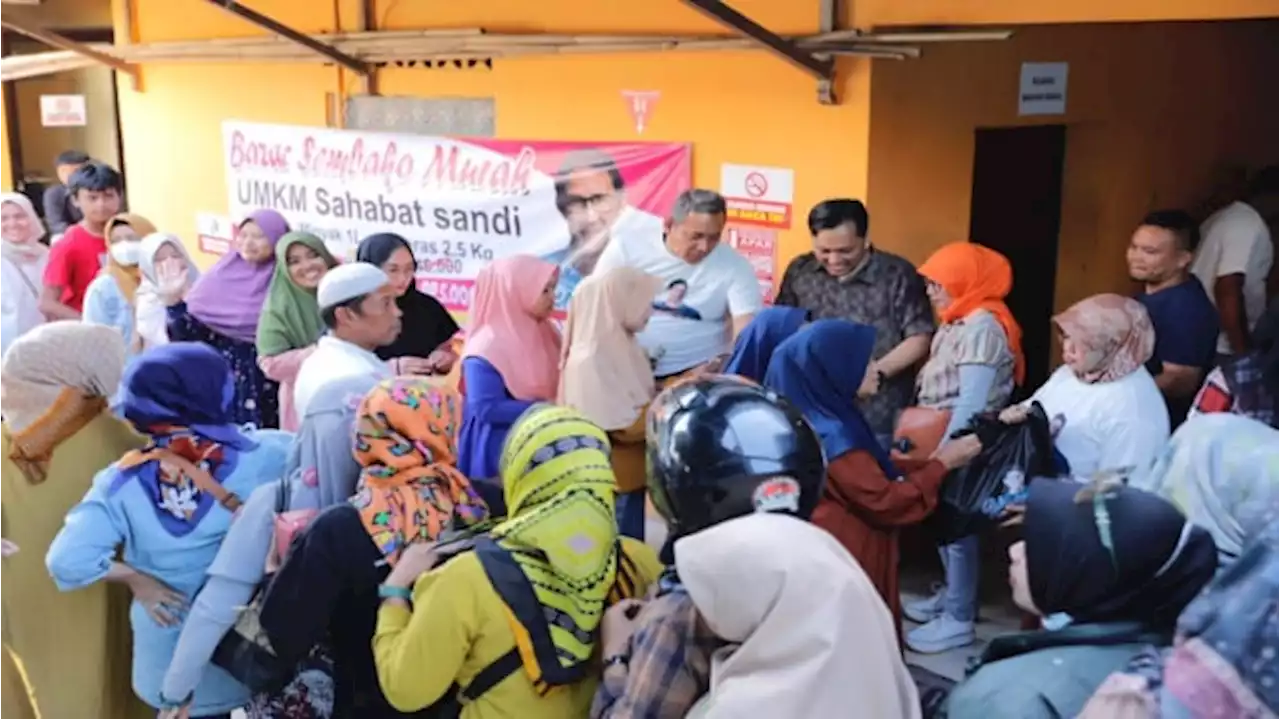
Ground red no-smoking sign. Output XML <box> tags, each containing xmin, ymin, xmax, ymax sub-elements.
<box><xmin>744</xmin><ymin>171</ymin><xmax>769</xmax><ymax>198</ymax></box>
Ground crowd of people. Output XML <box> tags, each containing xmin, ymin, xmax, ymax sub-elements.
<box><xmin>0</xmin><ymin>152</ymin><xmax>1276</xmax><ymax>719</ymax></box>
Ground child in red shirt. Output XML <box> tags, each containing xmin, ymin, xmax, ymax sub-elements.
<box><xmin>40</xmin><ymin>161</ymin><xmax>123</xmax><ymax>317</ymax></box>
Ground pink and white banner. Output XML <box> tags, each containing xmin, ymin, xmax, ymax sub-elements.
<box><xmin>222</xmin><ymin>121</ymin><xmax>691</xmax><ymax>314</ymax></box>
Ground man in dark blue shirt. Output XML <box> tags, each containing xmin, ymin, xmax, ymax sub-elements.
<box><xmin>1129</xmin><ymin>209</ymin><xmax>1221</xmax><ymax>426</ymax></box>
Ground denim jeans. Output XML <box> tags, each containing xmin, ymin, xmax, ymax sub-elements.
<box><xmin>938</xmin><ymin>534</ymin><xmax>979</xmax><ymax>622</ymax></box>
<box><xmin>616</xmin><ymin>490</ymin><xmax>647</xmax><ymax>541</ymax></box>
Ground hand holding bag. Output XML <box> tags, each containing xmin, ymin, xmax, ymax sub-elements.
<box><xmin>927</xmin><ymin>402</ymin><xmax>1058</xmax><ymax>543</ymax></box>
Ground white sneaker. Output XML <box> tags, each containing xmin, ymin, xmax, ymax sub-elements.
<box><xmin>905</xmin><ymin>614</ymin><xmax>976</xmax><ymax>654</ymax></box>
<box><xmin>902</xmin><ymin>585</ymin><xmax>945</xmax><ymax>624</ymax></box>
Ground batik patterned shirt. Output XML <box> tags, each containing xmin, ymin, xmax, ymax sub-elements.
<box><xmin>776</xmin><ymin>249</ymin><xmax>935</xmax><ymax>435</ymax></box>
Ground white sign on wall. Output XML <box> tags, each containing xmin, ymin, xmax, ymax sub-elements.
<box><xmin>39</xmin><ymin>94</ymin><xmax>87</xmax><ymax>127</ymax></box>
<box><xmin>719</xmin><ymin>163</ymin><xmax>795</xmax><ymax>229</ymax></box>
<box><xmin>1018</xmin><ymin>62</ymin><xmax>1069</xmax><ymax>116</ymax></box>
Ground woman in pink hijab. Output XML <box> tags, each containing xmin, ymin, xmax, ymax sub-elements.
<box><xmin>158</xmin><ymin>209</ymin><xmax>289</xmax><ymax>428</ymax></box>
<box><xmin>458</xmin><ymin>254</ymin><xmax>561</xmax><ymax>512</ymax></box>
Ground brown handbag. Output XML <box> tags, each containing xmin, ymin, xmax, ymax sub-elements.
<box><xmin>890</xmin><ymin>407</ymin><xmax>953</xmax><ymax>462</ymax></box>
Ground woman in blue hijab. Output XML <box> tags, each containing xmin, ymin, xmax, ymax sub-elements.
<box><xmin>722</xmin><ymin>306</ymin><xmax>809</xmax><ymax>382</ymax></box>
<box><xmin>46</xmin><ymin>342</ymin><xmax>290</xmax><ymax>718</ymax></box>
<box><xmin>763</xmin><ymin>319</ymin><xmax>982</xmax><ymax>633</ymax></box>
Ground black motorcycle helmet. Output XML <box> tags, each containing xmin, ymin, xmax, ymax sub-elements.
<box><xmin>646</xmin><ymin>374</ymin><xmax>826</xmax><ymax>543</ymax></box>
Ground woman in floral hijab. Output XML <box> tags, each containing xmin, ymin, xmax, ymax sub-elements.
<box><xmin>999</xmin><ymin>294</ymin><xmax>1170</xmax><ymax>478</ymax></box>
<box><xmin>256</xmin><ymin>379</ymin><xmax>489</xmax><ymax>717</ymax></box>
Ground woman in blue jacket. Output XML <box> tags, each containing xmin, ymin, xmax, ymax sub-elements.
<box><xmin>46</xmin><ymin>343</ymin><xmax>290</xmax><ymax>718</ymax></box>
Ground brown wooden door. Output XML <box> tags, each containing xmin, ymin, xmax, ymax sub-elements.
<box><xmin>969</xmin><ymin>125</ymin><xmax>1067</xmax><ymax>395</ymax></box>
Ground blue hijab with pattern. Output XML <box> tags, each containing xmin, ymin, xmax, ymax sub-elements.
<box><xmin>764</xmin><ymin>319</ymin><xmax>896</xmax><ymax>477</ymax></box>
<box><xmin>111</xmin><ymin>342</ymin><xmax>257</xmax><ymax>536</ymax></box>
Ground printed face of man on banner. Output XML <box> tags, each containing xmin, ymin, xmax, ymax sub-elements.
<box><xmin>554</xmin><ymin>149</ymin><xmax>627</xmax><ymax>273</ymax></box>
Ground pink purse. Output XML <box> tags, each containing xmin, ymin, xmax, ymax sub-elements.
<box><xmin>266</xmin><ymin>480</ymin><xmax>318</xmax><ymax>573</ymax></box>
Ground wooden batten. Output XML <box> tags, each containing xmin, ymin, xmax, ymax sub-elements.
<box><xmin>0</xmin><ymin>27</ymin><xmax>1009</xmax><ymax>82</ymax></box>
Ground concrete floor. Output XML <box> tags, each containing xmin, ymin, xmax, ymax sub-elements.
<box><xmin>900</xmin><ymin>575</ymin><xmax>1024</xmax><ymax>681</ymax></box>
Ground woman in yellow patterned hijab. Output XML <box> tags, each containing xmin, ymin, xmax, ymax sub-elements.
<box><xmin>372</xmin><ymin>404</ymin><xmax>662</xmax><ymax>716</ymax></box>
<box><xmin>482</xmin><ymin>403</ymin><xmax>646</xmax><ymax>690</ymax></box>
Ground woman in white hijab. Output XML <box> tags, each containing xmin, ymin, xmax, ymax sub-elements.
<box><xmin>1129</xmin><ymin>411</ymin><xmax>1278</xmax><ymax>570</ymax></box>
<box><xmin>135</xmin><ymin>233</ymin><xmax>200</xmax><ymax>349</ymax></box>
<box><xmin>0</xmin><ymin>194</ymin><xmax>48</xmax><ymax>357</ymax></box>
<box><xmin>676</xmin><ymin>512</ymin><xmax>921</xmax><ymax>719</ymax></box>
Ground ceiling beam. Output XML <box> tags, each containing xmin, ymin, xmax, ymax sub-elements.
<box><xmin>0</xmin><ymin>10</ymin><xmax>138</xmax><ymax>83</ymax></box>
<box><xmin>682</xmin><ymin>0</ymin><xmax>836</xmax><ymax>104</ymax></box>
<box><xmin>205</xmin><ymin>0</ymin><xmax>370</xmax><ymax>76</ymax></box>
<box><xmin>816</xmin><ymin>0</ymin><xmax>839</xmax><ymax>103</ymax></box>
<box><xmin>356</xmin><ymin>0</ymin><xmax>378</xmax><ymax>94</ymax></box>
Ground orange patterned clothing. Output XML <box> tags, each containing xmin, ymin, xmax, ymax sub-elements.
<box><xmin>350</xmin><ymin>378</ymin><xmax>489</xmax><ymax>565</ymax></box>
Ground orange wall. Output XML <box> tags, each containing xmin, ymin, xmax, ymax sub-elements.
<box><xmin>866</xmin><ymin>20</ymin><xmax>1278</xmax><ymax>314</ymax></box>
<box><xmin>109</xmin><ymin>0</ymin><xmax>1276</xmax><ymax>275</ymax></box>
<box><xmin>18</xmin><ymin>0</ymin><xmax>113</xmax><ymax>29</ymax></box>
<box><xmin>114</xmin><ymin>0</ymin><xmax>873</xmax><ymax>269</ymax></box>
<box><xmin>1</xmin><ymin>92</ymin><xmax>12</xmax><ymax>191</ymax></box>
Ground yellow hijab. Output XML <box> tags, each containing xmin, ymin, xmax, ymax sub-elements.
<box><xmin>481</xmin><ymin>404</ymin><xmax>645</xmax><ymax>691</ymax></box>
<box><xmin>103</xmin><ymin>213</ymin><xmax>156</xmax><ymax>305</ymax></box>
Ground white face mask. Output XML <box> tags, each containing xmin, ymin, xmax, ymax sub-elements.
<box><xmin>109</xmin><ymin>240</ymin><xmax>142</xmax><ymax>266</ymax></box>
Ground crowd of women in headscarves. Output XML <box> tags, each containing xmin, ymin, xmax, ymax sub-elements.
<box><xmin>0</xmin><ymin>187</ymin><xmax>1276</xmax><ymax>719</ymax></box>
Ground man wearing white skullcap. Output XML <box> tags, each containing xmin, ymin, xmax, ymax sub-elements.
<box><xmin>293</xmin><ymin>262</ymin><xmax>401</xmax><ymax>418</ymax></box>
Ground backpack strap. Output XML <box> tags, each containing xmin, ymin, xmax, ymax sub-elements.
<box><xmin>458</xmin><ymin>648</ymin><xmax>522</xmax><ymax>705</ymax></box>
<box><xmin>276</xmin><ymin>474</ymin><xmax>292</xmax><ymax>514</ymax></box>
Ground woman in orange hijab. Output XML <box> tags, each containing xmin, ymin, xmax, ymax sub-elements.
<box><xmin>902</xmin><ymin>242</ymin><xmax>1024</xmax><ymax>656</ymax></box>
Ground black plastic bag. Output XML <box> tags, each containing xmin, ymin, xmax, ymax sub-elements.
<box><xmin>927</xmin><ymin>402</ymin><xmax>1056</xmax><ymax>543</ymax></box>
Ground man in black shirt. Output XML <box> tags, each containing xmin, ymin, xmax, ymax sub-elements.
<box><xmin>41</xmin><ymin>149</ymin><xmax>90</xmax><ymax>236</ymax></box>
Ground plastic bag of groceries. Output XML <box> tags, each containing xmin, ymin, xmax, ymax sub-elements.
<box><xmin>927</xmin><ymin>402</ymin><xmax>1057</xmax><ymax>543</ymax></box>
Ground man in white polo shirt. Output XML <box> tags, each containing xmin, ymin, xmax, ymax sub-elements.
<box><xmin>294</xmin><ymin>262</ymin><xmax>400</xmax><ymax>418</ymax></box>
<box><xmin>594</xmin><ymin>188</ymin><xmax>762</xmax><ymax>378</ymax></box>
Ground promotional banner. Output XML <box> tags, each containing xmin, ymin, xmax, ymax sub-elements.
<box><xmin>223</xmin><ymin>121</ymin><xmax>691</xmax><ymax>313</ymax></box>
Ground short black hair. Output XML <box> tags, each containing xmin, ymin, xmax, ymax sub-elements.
<box><xmin>320</xmin><ymin>294</ymin><xmax>369</xmax><ymax>330</ymax></box>
<box><xmin>68</xmin><ymin>161</ymin><xmax>123</xmax><ymax>196</ymax></box>
<box><xmin>667</xmin><ymin>279</ymin><xmax>688</xmax><ymax>290</ymax></box>
<box><xmin>1140</xmin><ymin>209</ymin><xmax>1200</xmax><ymax>253</ymax></box>
<box><xmin>54</xmin><ymin>150</ymin><xmax>90</xmax><ymax>167</ymax></box>
<box><xmin>554</xmin><ymin>149</ymin><xmax>624</xmax><ymax>216</ymax></box>
<box><xmin>808</xmin><ymin>199</ymin><xmax>869</xmax><ymax>238</ymax></box>
<box><xmin>1248</xmin><ymin>166</ymin><xmax>1278</xmax><ymax>198</ymax></box>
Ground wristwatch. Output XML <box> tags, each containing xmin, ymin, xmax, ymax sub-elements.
<box><xmin>378</xmin><ymin>584</ymin><xmax>413</xmax><ymax>601</ymax></box>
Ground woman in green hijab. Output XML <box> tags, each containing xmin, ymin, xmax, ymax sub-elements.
<box><xmin>256</xmin><ymin>231</ymin><xmax>339</xmax><ymax>430</ymax></box>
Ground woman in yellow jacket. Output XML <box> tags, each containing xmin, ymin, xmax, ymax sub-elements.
<box><xmin>372</xmin><ymin>404</ymin><xmax>663</xmax><ymax>717</ymax></box>
<box><xmin>1</xmin><ymin>322</ymin><xmax>152</xmax><ymax>719</ymax></box>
